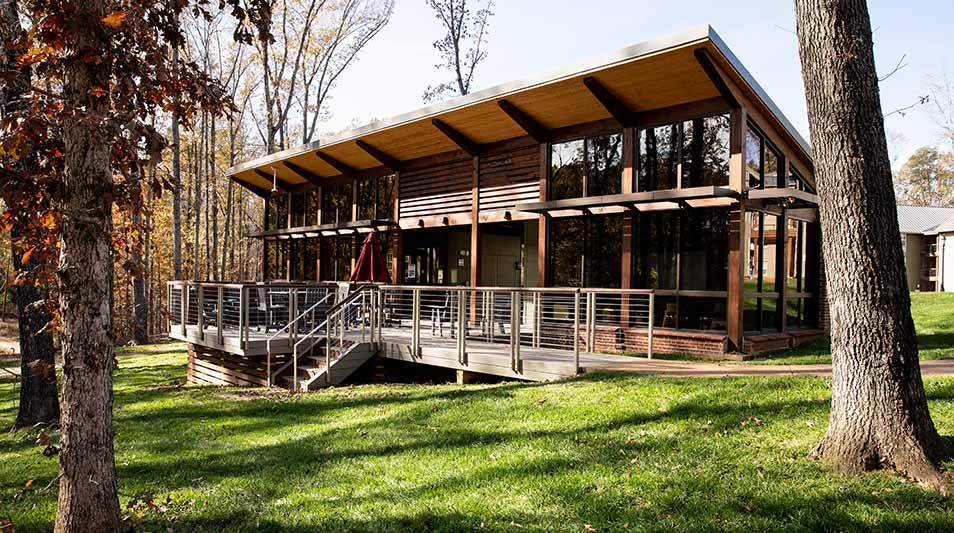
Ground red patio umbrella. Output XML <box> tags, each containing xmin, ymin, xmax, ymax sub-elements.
<box><xmin>350</xmin><ymin>232</ymin><xmax>392</xmax><ymax>283</ymax></box>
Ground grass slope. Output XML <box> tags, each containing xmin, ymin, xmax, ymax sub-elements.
<box><xmin>2</xmin><ymin>344</ymin><xmax>954</xmax><ymax>531</ymax></box>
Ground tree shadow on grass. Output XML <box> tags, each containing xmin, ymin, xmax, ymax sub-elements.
<box><xmin>8</xmin><ymin>370</ymin><xmax>954</xmax><ymax>531</ymax></box>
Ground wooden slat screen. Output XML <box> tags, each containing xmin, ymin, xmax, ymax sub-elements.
<box><xmin>399</xmin><ymin>155</ymin><xmax>474</xmax><ymax>219</ymax></box>
<box><xmin>478</xmin><ymin>144</ymin><xmax>541</xmax><ymax>212</ymax></box>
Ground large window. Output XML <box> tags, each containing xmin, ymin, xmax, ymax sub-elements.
<box><xmin>549</xmin><ymin>133</ymin><xmax>622</xmax><ymax>200</ymax></box>
<box><xmin>321</xmin><ymin>236</ymin><xmax>353</xmax><ymax>281</ymax></box>
<box><xmin>266</xmin><ymin>194</ymin><xmax>288</xmax><ymax>231</ymax></box>
<box><xmin>264</xmin><ymin>240</ymin><xmax>288</xmax><ymax>280</ymax></box>
<box><xmin>786</xmin><ymin>217</ymin><xmax>817</xmax><ymax>329</ymax></box>
<box><xmin>357</xmin><ymin>174</ymin><xmax>396</xmax><ymax>220</ymax></box>
<box><xmin>743</xmin><ymin>211</ymin><xmax>781</xmax><ymax>332</ymax></box>
<box><xmin>547</xmin><ymin>216</ymin><xmax>623</xmax><ymax>288</ymax></box>
<box><xmin>745</xmin><ymin>124</ymin><xmax>783</xmax><ymax>189</ymax></box>
<box><xmin>632</xmin><ymin>208</ymin><xmax>730</xmax><ymax>331</ymax></box>
<box><xmin>289</xmin><ymin>238</ymin><xmax>319</xmax><ymax>281</ymax></box>
<box><xmin>322</xmin><ymin>182</ymin><xmax>353</xmax><ymax>225</ymax></box>
<box><xmin>638</xmin><ymin>114</ymin><xmax>730</xmax><ymax>191</ymax></box>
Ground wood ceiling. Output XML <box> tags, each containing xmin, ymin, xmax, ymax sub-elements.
<box><xmin>229</xmin><ymin>28</ymin><xmax>812</xmax><ymax>194</ymax></box>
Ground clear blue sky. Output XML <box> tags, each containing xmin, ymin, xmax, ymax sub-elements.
<box><xmin>320</xmin><ymin>0</ymin><xmax>954</xmax><ymax>166</ymax></box>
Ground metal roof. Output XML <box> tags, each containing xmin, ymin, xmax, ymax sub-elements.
<box><xmin>897</xmin><ymin>205</ymin><xmax>954</xmax><ymax>235</ymax></box>
<box><xmin>226</xmin><ymin>25</ymin><xmax>813</xmax><ymax>187</ymax></box>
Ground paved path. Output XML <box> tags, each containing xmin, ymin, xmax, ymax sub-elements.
<box><xmin>587</xmin><ymin>357</ymin><xmax>954</xmax><ymax>378</ymax></box>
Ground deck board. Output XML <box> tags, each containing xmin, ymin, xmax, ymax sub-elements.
<box><xmin>170</xmin><ymin>323</ymin><xmax>644</xmax><ymax>382</ymax></box>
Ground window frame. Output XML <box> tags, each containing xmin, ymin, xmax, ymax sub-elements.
<box><xmin>548</xmin><ymin>131</ymin><xmax>623</xmax><ymax>201</ymax></box>
<box><xmin>636</xmin><ymin>111</ymin><xmax>731</xmax><ymax>192</ymax></box>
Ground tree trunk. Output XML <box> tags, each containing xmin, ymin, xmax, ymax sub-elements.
<box><xmin>172</xmin><ymin>44</ymin><xmax>183</xmax><ymax>281</ymax></box>
<box><xmin>1</xmin><ymin>0</ymin><xmax>60</xmax><ymax>430</ymax></box>
<box><xmin>55</xmin><ymin>0</ymin><xmax>122</xmax><ymax>528</ymax></box>
<box><xmin>11</xmin><ymin>227</ymin><xmax>59</xmax><ymax>429</ymax></box>
<box><xmin>794</xmin><ymin>0</ymin><xmax>950</xmax><ymax>492</ymax></box>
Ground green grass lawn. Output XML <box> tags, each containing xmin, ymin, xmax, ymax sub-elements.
<box><xmin>3</xmin><ymin>344</ymin><xmax>954</xmax><ymax>531</ymax></box>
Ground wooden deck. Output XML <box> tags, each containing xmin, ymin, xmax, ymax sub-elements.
<box><xmin>171</xmin><ymin>324</ymin><xmax>641</xmax><ymax>383</ymax></box>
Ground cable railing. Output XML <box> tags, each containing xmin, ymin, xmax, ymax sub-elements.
<box><xmin>168</xmin><ymin>282</ymin><xmax>658</xmax><ymax>382</ymax></box>
<box><xmin>167</xmin><ymin>281</ymin><xmax>337</xmax><ymax>351</ymax></box>
<box><xmin>377</xmin><ymin>286</ymin><xmax>657</xmax><ymax>371</ymax></box>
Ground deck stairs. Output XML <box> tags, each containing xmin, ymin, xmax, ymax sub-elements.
<box><xmin>269</xmin><ymin>286</ymin><xmax>380</xmax><ymax>391</ymax></box>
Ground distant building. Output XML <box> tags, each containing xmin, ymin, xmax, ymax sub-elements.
<box><xmin>898</xmin><ymin>205</ymin><xmax>954</xmax><ymax>292</ymax></box>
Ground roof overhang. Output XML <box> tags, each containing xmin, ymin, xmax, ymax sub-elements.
<box><xmin>227</xmin><ymin>25</ymin><xmax>813</xmax><ymax>195</ymax></box>
<box><xmin>251</xmin><ymin>219</ymin><xmax>397</xmax><ymax>239</ymax></box>
<box><xmin>516</xmin><ymin>186</ymin><xmax>738</xmax><ymax>216</ymax></box>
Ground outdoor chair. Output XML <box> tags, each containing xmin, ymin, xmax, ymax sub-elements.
<box><xmin>430</xmin><ymin>292</ymin><xmax>457</xmax><ymax>337</ymax></box>
<box><xmin>255</xmin><ymin>287</ymin><xmax>287</xmax><ymax>332</ymax></box>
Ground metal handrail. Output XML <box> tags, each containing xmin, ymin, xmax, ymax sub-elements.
<box><xmin>282</xmin><ymin>287</ymin><xmax>375</xmax><ymax>391</ymax></box>
<box><xmin>265</xmin><ymin>292</ymin><xmax>334</xmax><ymax>387</ymax></box>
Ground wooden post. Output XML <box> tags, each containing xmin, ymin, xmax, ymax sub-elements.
<box><xmin>537</xmin><ymin>144</ymin><xmax>549</xmax><ymax>287</ymax></box>
<box><xmin>726</xmin><ymin>106</ymin><xmax>747</xmax><ymax>351</ymax></box>
<box><xmin>778</xmin><ymin>204</ymin><xmax>790</xmax><ymax>332</ymax></box>
<box><xmin>621</xmin><ymin>127</ymin><xmax>635</xmax><ymax>326</ymax></box>
<box><xmin>470</xmin><ymin>156</ymin><xmax>480</xmax><ymax>322</ymax></box>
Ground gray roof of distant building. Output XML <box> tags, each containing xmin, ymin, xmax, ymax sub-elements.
<box><xmin>898</xmin><ymin>205</ymin><xmax>954</xmax><ymax>235</ymax></box>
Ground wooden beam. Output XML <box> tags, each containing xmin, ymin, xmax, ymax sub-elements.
<box><xmin>693</xmin><ymin>48</ymin><xmax>740</xmax><ymax>108</ymax></box>
<box><xmin>356</xmin><ymin>140</ymin><xmax>403</xmax><ymax>172</ymax></box>
<box><xmin>582</xmin><ymin>76</ymin><xmax>634</xmax><ymax>127</ymax></box>
<box><xmin>281</xmin><ymin>161</ymin><xmax>323</xmax><ymax>187</ymax></box>
<box><xmin>432</xmin><ymin>118</ymin><xmax>481</xmax><ymax>156</ymax></box>
<box><xmin>497</xmin><ymin>100</ymin><xmax>549</xmax><ymax>143</ymax></box>
<box><xmin>253</xmin><ymin>169</ymin><xmax>295</xmax><ymax>192</ymax></box>
<box><xmin>315</xmin><ymin>151</ymin><xmax>358</xmax><ymax>177</ymax></box>
<box><xmin>230</xmin><ymin>177</ymin><xmax>271</xmax><ymax>199</ymax></box>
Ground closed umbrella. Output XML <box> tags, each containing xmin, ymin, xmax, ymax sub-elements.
<box><xmin>350</xmin><ymin>232</ymin><xmax>391</xmax><ymax>283</ymax></box>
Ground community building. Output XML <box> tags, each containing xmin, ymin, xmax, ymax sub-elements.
<box><xmin>898</xmin><ymin>205</ymin><xmax>954</xmax><ymax>292</ymax></box>
<box><xmin>168</xmin><ymin>26</ymin><xmax>828</xmax><ymax>390</ymax></box>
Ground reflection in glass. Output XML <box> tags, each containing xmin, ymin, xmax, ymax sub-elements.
<box><xmin>548</xmin><ymin>216</ymin><xmax>623</xmax><ymax>288</ymax></box>
<box><xmin>765</xmin><ymin>146</ymin><xmax>780</xmax><ymax>188</ymax></box>
<box><xmin>682</xmin><ymin>115</ymin><xmax>731</xmax><ymax>188</ymax></box>
<box><xmin>745</xmin><ymin>130</ymin><xmax>762</xmax><ymax>189</ymax></box>
<box><xmin>586</xmin><ymin>133</ymin><xmax>623</xmax><ymax>196</ymax></box>
<box><xmin>639</xmin><ymin>125</ymin><xmax>678</xmax><ymax>191</ymax></box>
<box><xmin>549</xmin><ymin>139</ymin><xmax>585</xmax><ymax>200</ymax></box>
<box><xmin>680</xmin><ymin>208</ymin><xmax>729</xmax><ymax>291</ymax></box>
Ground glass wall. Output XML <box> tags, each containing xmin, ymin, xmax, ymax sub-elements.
<box><xmin>638</xmin><ymin>114</ymin><xmax>730</xmax><ymax>191</ymax></box>
<box><xmin>785</xmin><ymin>217</ymin><xmax>817</xmax><ymax>329</ymax></box>
<box><xmin>320</xmin><ymin>236</ymin><xmax>353</xmax><ymax>281</ymax></box>
<box><xmin>745</xmin><ymin>123</ymin><xmax>783</xmax><ymax>190</ymax></box>
<box><xmin>743</xmin><ymin>211</ymin><xmax>781</xmax><ymax>332</ymax></box>
<box><xmin>263</xmin><ymin>240</ymin><xmax>288</xmax><ymax>280</ymax></box>
<box><xmin>322</xmin><ymin>182</ymin><xmax>353</xmax><ymax>225</ymax></box>
<box><xmin>549</xmin><ymin>132</ymin><xmax>622</xmax><ymax>200</ymax></box>
<box><xmin>547</xmin><ymin>216</ymin><xmax>623</xmax><ymax>288</ymax></box>
<box><xmin>289</xmin><ymin>238</ymin><xmax>319</xmax><ymax>281</ymax></box>
<box><xmin>266</xmin><ymin>190</ymin><xmax>321</xmax><ymax>230</ymax></box>
<box><xmin>632</xmin><ymin>208</ymin><xmax>730</xmax><ymax>331</ymax></box>
<box><xmin>266</xmin><ymin>195</ymin><xmax>288</xmax><ymax>231</ymax></box>
<box><xmin>357</xmin><ymin>174</ymin><xmax>396</xmax><ymax>220</ymax></box>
